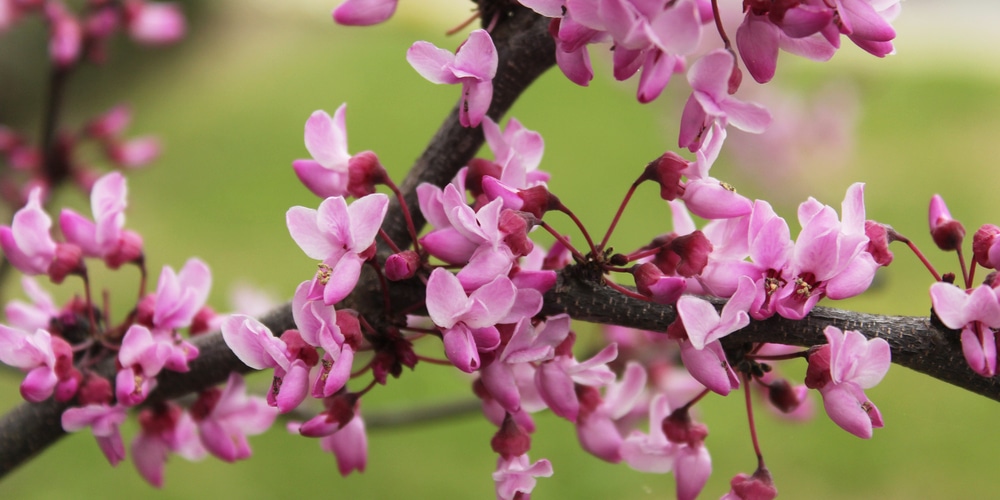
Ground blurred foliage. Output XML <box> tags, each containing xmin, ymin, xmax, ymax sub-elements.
<box><xmin>2</xmin><ymin>1</ymin><xmax>1000</xmax><ymax>499</ymax></box>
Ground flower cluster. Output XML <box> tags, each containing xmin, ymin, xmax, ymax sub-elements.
<box><xmin>0</xmin><ymin>170</ymin><xmax>277</xmax><ymax>485</ymax></box>
<box><xmin>927</xmin><ymin>195</ymin><xmax>1000</xmax><ymax>377</ymax></box>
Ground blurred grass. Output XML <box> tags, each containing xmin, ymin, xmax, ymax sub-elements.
<box><xmin>2</xmin><ymin>1</ymin><xmax>1000</xmax><ymax>499</ymax></box>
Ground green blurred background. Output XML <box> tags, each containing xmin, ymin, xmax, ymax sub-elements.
<box><xmin>1</xmin><ymin>1</ymin><xmax>999</xmax><ymax>498</ymax></box>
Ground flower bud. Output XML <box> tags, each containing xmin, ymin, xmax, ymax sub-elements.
<box><xmin>973</xmin><ymin>224</ymin><xmax>1000</xmax><ymax>270</ymax></box>
<box><xmin>347</xmin><ymin>150</ymin><xmax>388</xmax><ymax>198</ymax></box>
<box><xmin>928</xmin><ymin>195</ymin><xmax>965</xmax><ymax>251</ymax></box>
<box><xmin>864</xmin><ymin>220</ymin><xmax>894</xmax><ymax>266</ymax></box>
<box><xmin>385</xmin><ymin>250</ymin><xmax>420</xmax><ymax>281</ymax></box>
<box><xmin>491</xmin><ymin>413</ymin><xmax>531</xmax><ymax>459</ymax></box>
<box><xmin>640</xmin><ymin>151</ymin><xmax>687</xmax><ymax>201</ymax></box>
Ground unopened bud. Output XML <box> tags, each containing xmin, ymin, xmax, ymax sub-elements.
<box><xmin>385</xmin><ymin>250</ymin><xmax>421</xmax><ymax>281</ymax></box>
<box><xmin>928</xmin><ymin>194</ymin><xmax>965</xmax><ymax>251</ymax></box>
<box><xmin>491</xmin><ymin>413</ymin><xmax>531</xmax><ymax>459</ymax></box>
<box><xmin>864</xmin><ymin>220</ymin><xmax>894</xmax><ymax>266</ymax></box>
<box><xmin>973</xmin><ymin>224</ymin><xmax>1000</xmax><ymax>270</ymax></box>
<box><xmin>347</xmin><ymin>150</ymin><xmax>388</xmax><ymax>197</ymax></box>
<box><xmin>640</xmin><ymin>152</ymin><xmax>687</xmax><ymax>201</ymax></box>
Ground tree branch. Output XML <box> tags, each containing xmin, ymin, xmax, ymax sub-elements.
<box><xmin>2</xmin><ymin>1</ymin><xmax>996</xmax><ymax>486</ymax></box>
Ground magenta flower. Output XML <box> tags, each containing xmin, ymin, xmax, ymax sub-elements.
<box><xmin>535</xmin><ymin>336</ymin><xmax>618</xmax><ymax>422</ymax></box>
<box><xmin>575</xmin><ymin>361</ymin><xmax>647</xmax><ymax>463</ymax></box>
<box><xmin>5</xmin><ymin>277</ymin><xmax>58</xmax><ymax>332</ymax></box>
<box><xmin>293</xmin><ymin>104</ymin><xmax>353</xmax><ymax>198</ymax></box>
<box><xmin>221</xmin><ymin>314</ymin><xmax>318</xmax><ymax>412</ymax></box>
<box><xmin>150</xmin><ymin>258</ymin><xmax>211</xmax><ymax>330</ymax></box>
<box><xmin>773</xmin><ymin>183</ymin><xmax>875</xmax><ymax>320</ymax></box>
<box><xmin>319</xmin><ymin>412</ymin><xmax>368</xmax><ymax>476</ymax></box>
<box><xmin>287</xmin><ymin>193</ymin><xmax>389</xmax><ymax>305</ymax></box>
<box><xmin>930</xmin><ymin>282</ymin><xmax>1000</xmax><ymax>377</ymax></box>
<box><xmin>1</xmin><ymin>186</ymin><xmax>82</xmax><ymax>282</ymax></box>
<box><xmin>407</xmin><ymin>29</ymin><xmax>498</xmax><ymax>128</ymax></box>
<box><xmin>678</xmin><ymin>49</ymin><xmax>771</xmax><ymax>152</ymax></box>
<box><xmin>132</xmin><ymin>403</ymin><xmax>205</xmax><ymax>487</ymax></box>
<box><xmin>60</xmin><ymin>172</ymin><xmax>144</xmax><ymax>268</ymax></box>
<box><xmin>805</xmin><ymin>326</ymin><xmax>890</xmax><ymax>439</ymax></box>
<box><xmin>736</xmin><ymin>3</ymin><xmax>835</xmax><ymax>83</ymax></box>
<box><xmin>333</xmin><ymin>0</ymin><xmax>397</xmax><ymax>26</ymax></box>
<box><xmin>190</xmin><ymin>373</ymin><xmax>277</xmax><ymax>462</ymax></box>
<box><xmin>62</xmin><ymin>403</ymin><xmax>128</xmax><ymax>466</ymax></box>
<box><xmin>124</xmin><ymin>0</ymin><xmax>186</xmax><ymax>46</ymax></box>
<box><xmin>116</xmin><ymin>325</ymin><xmax>171</xmax><ymax>407</ymax></box>
<box><xmin>0</xmin><ymin>325</ymin><xmax>78</xmax><ymax>402</ymax></box>
<box><xmin>493</xmin><ymin>453</ymin><xmax>554</xmax><ymax>500</ymax></box>
<box><xmin>480</xmin><ymin>315</ymin><xmax>571</xmax><ymax>413</ymax></box>
<box><xmin>425</xmin><ymin>268</ymin><xmax>516</xmax><ymax>372</ymax></box>
<box><xmin>481</xmin><ymin>116</ymin><xmax>547</xmax><ymax>189</ymax></box>
<box><xmin>620</xmin><ymin>393</ymin><xmax>677</xmax><ymax>473</ymax></box>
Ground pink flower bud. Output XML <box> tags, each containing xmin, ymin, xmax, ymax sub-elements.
<box><xmin>125</xmin><ymin>0</ymin><xmax>186</xmax><ymax>46</ymax></box>
<box><xmin>385</xmin><ymin>250</ymin><xmax>421</xmax><ymax>281</ymax></box>
<box><xmin>499</xmin><ymin>210</ymin><xmax>534</xmax><ymax>257</ymax></box>
<box><xmin>928</xmin><ymin>194</ymin><xmax>965</xmax><ymax>251</ymax></box>
<box><xmin>725</xmin><ymin>466</ymin><xmax>778</xmax><ymax>500</ymax></box>
<box><xmin>490</xmin><ymin>414</ymin><xmax>531</xmax><ymax>459</ymax></box>
<box><xmin>346</xmin><ymin>150</ymin><xmax>388</xmax><ymax>198</ymax></box>
<box><xmin>864</xmin><ymin>220</ymin><xmax>894</xmax><ymax>266</ymax></box>
<box><xmin>641</xmin><ymin>151</ymin><xmax>687</xmax><ymax>201</ymax></box>
<box><xmin>86</xmin><ymin>105</ymin><xmax>131</xmax><ymax>139</ymax></box>
<box><xmin>77</xmin><ymin>372</ymin><xmax>113</xmax><ymax>406</ymax></box>
<box><xmin>107</xmin><ymin>136</ymin><xmax>161</xmax><ymax>168</ymax></box>
<box><xmin>973</xmin><ymin>224</ymin><xmax>1000</xmax><ymax>270</ymax></box>
<box><xmin>48</xmin><ymin>243</ymin><xmax>84</xmax><ymax>283</ymax></box>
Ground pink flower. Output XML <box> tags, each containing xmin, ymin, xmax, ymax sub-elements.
<box><xmin>772</xmin><ymin>183</ymin><xmax>875</xmax><ymax>320</ymax></box>
<box><xmin>62</xmin><ymin>403</ymin><xmax>128</xmax><ymax>466</ymax></box>
<box><xmin>425</xmin><ymin>268</ymin><xmax>517</xmax><ymax>372</ymax></box>
<box><xmin>736</xmin><ymin>3</ymin><xmax>835</xmax><ymax>83</ymax></box>
<box><xmin>493</xmin><ymin>454</ymin><xmax>554</xmax><ymax>500</ymax></box>
<box><xmin>151</xmin><ymin>258</ymin><xmax>212</xmax><ymax>331</ymax></box>
<box><xmin>190</xmin><ymin>373</ymin><xmax>277</xmax><ymax>462</ymax></box>
<box><xmin>805</xmin><ymin>326</ymin><xmax>890</xmax><ymax>439</ymax></box>
<box><xmin>286</xmin><ymin>193</ymin><xmax>389</xmax><ymax>305</ymax></box>
<box><xmin>722</xmin><ymin>466</ymin><xmax>778</xmax><ymax>500</ymax></box>
<box><xmin>332</xmin><ymin>0</ymin><xmax>397</xmax><ymax>26</ymax></box>
<box><xmin>930</xmin><ymin>282</ymin><xmax>1000</xmax><ymax>377</ymax></box>
<box><xmin>293</xmin><ymin>104</ymin><xmax>353</xmax><ymax>198</ymax></box>
<box><xmin>124</xmin><ymin>0</ymin><xmax>186</xmax><ymax>45</ymax></box>
<box><xmin>132</xmin><ymin>402</ymin><xmax>205</xmax><ymax>487</ymax></box>
<box><xmin>1</xmin><ymin>187</ymin><xmax>83</xmax><ymax>282</ymax></box>
<box><xmin>320</xmin><ymin>413</ymin><xmax>368</xmax><ymax>476</ymax></box>
<box><xmin>678</xmin><ymin>49</ymin><xmax>771</xmax><ymax>152</ymax></box>
<box><xmin>407</xmin><ymin>29</ymin><xmax>498</xmax><ymax>127</ymax></box>
<box><xmin>221</xmin><ymin>314</ymin><xmax>318</xmax><ymax>412</ymax></box>
<box><xmin>116</xmin><ymin>325</ymin><xmax>171</xmax><ymax>406</ymax></box>
<box><xmin>60</xmin><ymin>171</ymin><xmax>144</xmax><ymax>268</ymax></box>
<box><xmin>0</xmin><ymin>325</ymin><xmax>77</xmax><ymax>402</ymax></box>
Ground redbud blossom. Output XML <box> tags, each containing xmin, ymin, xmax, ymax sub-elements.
<box><xmin>407</xmin><ymin>30</ymin><xmax>498</xmax><ymax>128</ymax></box>
<box><xmin>124</xmin><ymin>0</ymin><xmax>186</xmax><ymax>46</ymax></box>
<box><xmin>332</xmin><ymin>0</ymin><xmax>397</xmax><ymax>26</ymax></box>
<box><xmin>805</xmin><ymin>326</ymin><xmax>890</xmax><ymax>439</ymax></box>
<box><xmin>62</xmin><ymin>403</ymin><xmax>128</xmax><ymax>465</ymax></box>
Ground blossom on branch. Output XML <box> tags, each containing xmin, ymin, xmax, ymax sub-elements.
<box><xmin>407</xmin><ymin>29</ymin><xmax>498</xmax><ymax>128</ymax></box>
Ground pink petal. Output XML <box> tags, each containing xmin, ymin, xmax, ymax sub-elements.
<box><xmin>736</xmin><ymin>14</ymin><xmax>780</xmax><ymax>84</ymax></box>
<box><xmin>332</xmin><ymin>0</ymin><xmax>397</xmax><ymax>26</ymax></box>
<box><xmin>453</xmin><ymin>30</ymin><xmax>498</xmax><ymax>80</ymax></box>
<box><xmin>443</xmin><ymin>324</ymin><xmax>481</xmax><ymax>372</ymax></box>
<box><xmin>293</xmin><ymin>158</ymin><xmax>349</xmax><ymax>198</ymax></box>
<box><xmin>304</xmin><ymin>106</ymin><xmax>350</xmax><ymax>169</ymax></box>
<box><xmin>286</xmin><ymin>206</ymin><xmax>332</xmax><ymax>260</ymax></box>
<box><xmin>406</xmin><ymin>41</ymin><xmax>460</xmax><ymax>84</ymax></box>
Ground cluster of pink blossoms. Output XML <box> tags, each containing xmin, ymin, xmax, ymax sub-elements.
<box><xmin>252</xmin><ymin>72</ymin><xmax>898</xmax><ymax>495</ymax></box>
<box><xmin>0</xmin><ymin>0</ymin><xmax>185</xmax><ymax>210</ymax></box>
<box><xmin>927</xmin><ymin>195</ymin><xmax>1000</xmax><ymax>378</ymax></box>
<box><xmin>0</xmin><ymin>170</ymin><xmax>278</xmax><ymax>486</ymax></box>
